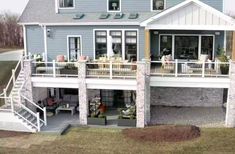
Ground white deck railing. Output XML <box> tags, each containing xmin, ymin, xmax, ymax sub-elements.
<box><xmin>31</xmin><ymin>61</ymin><xmax>137</xmax><ymax>79</ymax></box>
<box><xmin>151</xmin><ymin>60</ymin><xmax>231</xmax><ymax>78</ymax></box>
<box><xmin>86</xmin><ymin>61</ymin><xmax>137</xmax><ymax>79</ymax></box>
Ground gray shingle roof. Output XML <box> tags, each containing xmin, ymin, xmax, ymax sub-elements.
<box><xmin>19</xmin><ymin>0</ymin><xmax>158</xmax><ymax>25</ymax></box>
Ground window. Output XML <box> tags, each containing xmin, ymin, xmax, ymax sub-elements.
<box><xmin>201</xmin><ymin>36</ymin><xmax>213</xmax><ymax>60</ymax></box>
<box><xmin>110</xmin><ymin>31</ymin><xmax>122</xmax><ymax>57</ymax></box>
<box><xmin>175</xmin><ymin>36</ymin><xmax>199</xmax><ymax>60</ymax></box>
<box><xmin>59</xmin><ymin>0</ymin><xmax>74</xmax><ymax>8</ymax></box>
<box><xmin>160</xmin><ymin>35</ymin><xmax>172</xmax><ymax>56</ymax></box>
<box><xmin>68</xmin><ymin>37</ymin><xmax>81</xmax><ymax>61</ymax></box>
<box><xmin>95</xmin><ymin>31</ymin><xmax>107</xmax><ymax>59</ymax></box>
<box><xmin>152</xmin><ymin>0</ymin><xmax>164</xmax><ymax>11</ymax></box>
<box><xmin>125</xmin><ymin>31</ymin><xmax>137</xmax><ymax>61</ymax></box>
<box><xmin>108</xmin><ymin>0</ymin><xmax>121</xmax><ymax>12</ymax></box>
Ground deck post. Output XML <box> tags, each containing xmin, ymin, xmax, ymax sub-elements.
<box><xmin>144</xmin><ymin>30</ymin><xmax>151</xmax><ymax>60</ymax></box>
<box><xmin>110</xmin><ymin>61</ymin><xmax>112</xmax><ymax>79</ymax></box>
<box><xmin>43</xmin><ymin>107</ymin><xmax>47</xmax><ymax>126</ymax></box>
<box><xmin>37</xmin><ymin>112</ymin><xmax>40</xmax><ymax>132</ymax></box>
<box><xmin>78</xmin><ymin>60</ymin><xmax>88</xmax><ymax>125</ymax></box>
<box><xmin>136</xmin><ymin>59</ymin><xmax>151</xmax><ymax>128</ymax></box>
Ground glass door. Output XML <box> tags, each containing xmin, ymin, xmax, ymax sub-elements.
<box><xmin>201</xmin><ymin>36</ymin><xmax>214</xmax><ymax>60</ymax></box>
<box><xmin>68</xmin><ymin>37</ymin><xmax>81</xmax><ymax>61</ymax></box>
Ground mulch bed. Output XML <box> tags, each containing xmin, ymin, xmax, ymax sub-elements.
<box><xmin>122</xmin><ymin>125</ymin><xmax>200</xmax><ymax>142</ymax></box>
<box><xmin>0</xmin><ymin>131</ymin><xmax>31</xmax><ymax>138</ymax></box>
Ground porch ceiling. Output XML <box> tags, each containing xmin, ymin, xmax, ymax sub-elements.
<box><xmin>141</xmin><ymin>0</ymin><xmax>235</xmax><ymax>31</ymax></box>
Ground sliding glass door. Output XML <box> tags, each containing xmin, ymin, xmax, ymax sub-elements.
<box><xmin>201</xmin><ymin>36</ymin><xmax>213</xmax><ymax>60</ymax></box>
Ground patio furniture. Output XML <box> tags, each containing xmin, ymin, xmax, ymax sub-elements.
<box><xmin>56</xmin><ymin>105</ymin><xmax>76</xmax><ymax>115</ymax></box>
<box><xmin>161</xmin><ymin>54</ymin><xmax>174</xmax><ymax>73</ymax></box>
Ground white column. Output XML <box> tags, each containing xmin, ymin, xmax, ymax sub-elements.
<box><xmin>23</xmin><ymin>25</ymin><xmax>27</xmax><ymax>56</ymax></box>
<box><xmin>43</xmin><ymin>26</ymin><xmax>48</xmax><ymax>62</ymax></box>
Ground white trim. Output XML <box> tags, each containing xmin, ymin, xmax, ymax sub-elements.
<box><xmin>66</xmin><ymin>35</ymin><xmax>82</xmax><ymax>62</ymax></box>
<box><xmin>43</xmin><ymin>26</ymin><xmax>48</xmax><ymax>62</ymax></box>
<box><xmin>158</xmin><ymin>33</ymin><xmax>215</xmax><ymax>60</ymax></box>
<box><xmin>55</xmin><ymin>0</ymin><xmax>59</xmax><ymax>13</ymax></box>
<box><xmin>93</xmin><ymin>29</ymin><xmax>139</xmax><ymax>61</ymax></box>
<box><xmin>150</xmin><ymin>0</ymin><xmax>166</xmax><ymax>12</ymax></box>
<box><xmin>141</xmin><ymin>0</ymin><xmax>235</xmax><ymax>27</ymax></box>
<box><xmin>107</xmin><ymin>0</ymin><xmax>122</xmax><ymax>13</ymax></box>
<box><xmin>145</xmin><ymin>25</ymin><xmax>235</xmax><ymax>31</ymax></box>
<box><xmin>23</xmin><ymin>25</ymin><xmax>27</xmax><ymax>56</ymax></box>
<box><xmin>19</xmin><ymin>22</ymin><xmax>140</xmax><ymax>26</ymax></box>
<box><xmin>58</xmin><ymin>0</ymin><xmax>75</xmax><ymax>9</ymax></box>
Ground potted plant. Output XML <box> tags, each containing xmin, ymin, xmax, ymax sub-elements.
<box><xmin>87</xmin><ymin>113</ymin><xmax>107</xmax><ymax>125</ymax></box>
<box><xmin>217</xmin><ymin>47</ymin><xmax>230</xmax><ymax>75</ymax></box>
<box><xmin>117</xmin><ymin>105</ymin><xmax>136</xmax><ymax>127</ymax></box>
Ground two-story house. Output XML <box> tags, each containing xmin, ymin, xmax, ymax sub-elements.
<box><xmin>0</xmin><ymin>0</ymin><xmax>235</xmax><ymax>133</ymax></box>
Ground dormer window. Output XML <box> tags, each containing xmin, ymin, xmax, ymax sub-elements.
<box><xmin>108</xmin><ymin>0</ymin><xmax>121</xmax><ymax>12</ymax></box>
<box><xmin>59</xmin><ymin>0</ymin><xmax>74</xmax><ymax>8</ymax></box>
<box><xmin>152</xmin><ymin>0</ymin><xmax>165</xmax><ymax>11</ymax></box>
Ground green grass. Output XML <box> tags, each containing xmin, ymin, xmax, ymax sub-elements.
<box><xmin>1</xmin><ymin>127</ymin><xmax>235</xmax><ymax>153</ymax></box>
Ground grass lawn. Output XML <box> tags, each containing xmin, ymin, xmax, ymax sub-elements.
<box><xmin>0</xmin><ymin>61</ymin><xmax>17</xmax><ymax>106</ymax></box>
<box><xmin>0</xmin><ymin>127</ymin><xmax>235</xmax><ymax>153</ymax></box>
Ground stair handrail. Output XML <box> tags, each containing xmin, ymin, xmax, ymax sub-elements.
<box><xmin>3</xmin><ymin>56</ymin><xmax>23</xmax><ymax>97</ymax></box>
<box><xmin>19</xmin><ymin>81</ymin><xmax>47</xmax><ymax>126</ymax></box>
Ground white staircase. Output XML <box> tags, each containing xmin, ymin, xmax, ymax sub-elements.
<box><xmin>0</xmin><ymin>57</ymin><xmax>47</xmax><ymax>133</ymax></box>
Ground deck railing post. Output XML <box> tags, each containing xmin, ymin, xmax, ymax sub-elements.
<box><xmin>37</xmin><ymin>112</ymin><xmax>40</xmax><ymax>132</ymax></box>
<box><xmin>43</xmin><ymin>107</ymin><xmax>47</xmax><ymax>126</ymax></box>
<box><xmin>202</xmin><ymin>61</ymin><xmax>205</xmax><ymax>77</ymax></box>
<box><xmin>110</xmin><ymin>61</ymin><xmax>112</xmax><ymax>79</ymax></box>
<box><xmin>12</xmin><ymin>69</ymin><xmax>15</xmax><ymax>85</ymax></box>
<box><xmin>53</xmin><ymin>60</ymin><xmax>56</xmax><ymax>78</ymax></box>
<box><xmin>10</xmin><ymin>97</ymin><xmax>14</xmax><ymax>112</ymax></box>
<box><xmin>175</xmin><ymin>59</ymin><xmax>178</xmax><ymax>77</ymax></box>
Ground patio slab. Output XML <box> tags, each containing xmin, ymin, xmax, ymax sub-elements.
<box><xmin>41</xmin><ymin>113</ymin><xmax>80</xmax><ymax>134</ymax></box>
<box><xmin>150</xmin><ymin>106</ymin><xmax>226</xmax><ymax>127</ymax></box>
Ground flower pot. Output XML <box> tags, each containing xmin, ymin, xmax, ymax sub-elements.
<box><xmin>220</xmin><ymin>66</ymin><xmax>229</xmax><ymax>75</ymax></box>
<box><xmin>118</xmin><ymin>118</ymin><xmax>136</xmax><ymax>127</ymax></box>
<box><xmin>88</xmin><ymin>117</ymin><xmax>107</xmax><ymax>125</ymax></box>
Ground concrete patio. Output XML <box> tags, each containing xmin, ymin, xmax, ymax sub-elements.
<box><xmin>41</xmin><ymin>112</ymin><xmax>80</xmax><ymax>134</ymax></box>
<box><xmin>150</xmin><ymin>106</ymin><xmax>226</xmax><ymax>127</ymax></box>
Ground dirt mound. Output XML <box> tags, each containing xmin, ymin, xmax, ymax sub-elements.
<box><xmin>122</xmin><ymin>125</ymin><xmax>200</xmax><ymax>142</ymax></box>
<box><xmin>0</xmin><ymin>131</ymin><xmax>31</xmax><ymax>138</ymax></box>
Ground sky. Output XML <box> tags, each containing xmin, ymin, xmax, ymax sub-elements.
<box><xmin>0</xmin><ymin>0</ymin><xmax>234</xmax><ymax>15</ymax></box>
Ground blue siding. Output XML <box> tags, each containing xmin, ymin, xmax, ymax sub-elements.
<box><xmin>166</xmin><ymin>0</ymin><xmax>223</xmax><ymax>11</ymax></box>
<box><xmin>42</xmin><ymin>26</ymin><xmax>145</xmax><ymax>61</ymax></box>
<box><xmin>26</xmin><ymin>26</ymin><xmax>44</xmax><ymax>55</ymax></box>
<box><xmin>150</xmin><ymin>30</ymin><xmax>224</xmax><ymax>58</ymax></box>
<box><xmin>59</xmin><ymin>0</ymin><xmax>223</xmax><ymax>13</ymax></box>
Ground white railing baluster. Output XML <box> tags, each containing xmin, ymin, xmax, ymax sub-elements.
<box><xmin>43</xmin><ymin>107</ymin><xmax>47</xmax><ymax>126</ymax></box>
<box><xmin>10</xmin><ymin>97</ymin><xmax>14</xmax><ymax>112</ymax></box>
<box><xmin>202</xmin><ymin>61</ymin><xmax>205</xmax><ymax>77</ymax></box>
<box><xmin>37</xmin><ymin>112</ymin><xmax>40</xmax><ymax>132</ymax></box>
<box><xmin>175</xmin><ymin>59</ymin><xmax>178</xmax><ymax>77</ymax></box>
<box><xmin>53</xmin><ymin>60</ymin><xmax>56</xmax><ymax>78</ymax></box>
<box><xmin>110</xmin><ymin>61</ymin><xmax>112</xmax><ymax>79</ymax></box>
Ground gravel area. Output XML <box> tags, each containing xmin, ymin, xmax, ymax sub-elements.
<box><xmin>150</xmin><ymin>106</ymin><xmax>226</xmax><ymax>127</ymax></box>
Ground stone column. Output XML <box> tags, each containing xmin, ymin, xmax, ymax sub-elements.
<box><xmin>136</xmin><ymin>60</ymin><xmax>151</xmax><ymax>128</ymax></box>
<box><xmin>78</xmin><ymin>60</ymin><xmax>88</xmax><ymax>125</ymax></box>
<box><xmin>23</xmin><ymin>60</ymin><xmax>35</xmax><ymax>111</ymax></box>
<box><xmin>226</xmin><ymin>62</ymin><xmax>235</xmax><ymax>127</ymax></box>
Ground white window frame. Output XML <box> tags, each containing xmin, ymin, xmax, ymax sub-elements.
<box><xmin>151</xmin><ymin>0</ymin><xmax>166</xmax><ymax>12</ymax></box>
<box><xmin>107</xmin><ymin>0</ymin><xmax>122</xmax><ymax>12</ymax></box>
<box><xmin>93</xmin><ymin>29</ymin><xmax>139</xmax><ymax>61</ymax></box>
<box><xmin>67</xmin><ymin>35</ymin><xmax>82</xmax><ymax>62</ymax></box>
<box><xmin>159</xmin><ymin>34</ymin><xmax>215</xmax><ymax>60</ymax></box>
<box><xmin>58</xmin><ymin>0</ymin><xmax>75</xmax><ymax>9</ymax></box>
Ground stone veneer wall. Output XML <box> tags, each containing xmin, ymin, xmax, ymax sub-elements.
<box><xmin>78</xmin><ymin>61</ymin><xmax>88</xmax><ymax>125</ymax></box>
<box><xmin>136</xmin><ymin>61</ymin><xmax>151</xmax><ymax>128</ymax></box>
<box><xmin>151</xmin><ymin>87</ymin><xmax>224</xmax><ymax>107</ymax></box>
<box><xmin>226</xmin><ymin>62</ymin><xmax>235</xmax><ymax>127</ymax></box>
